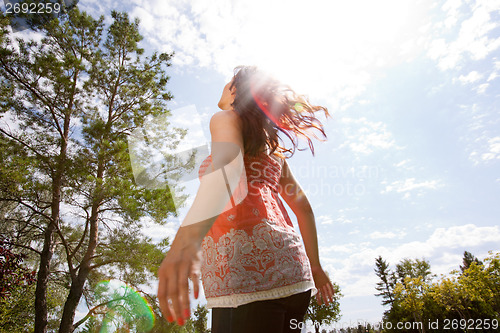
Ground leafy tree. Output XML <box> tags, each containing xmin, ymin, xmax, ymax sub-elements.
<box><xmin>0</xmin><ymin>239</ymin><xmax>36</xmax><ymax>299</ymax></box>
<box><xmin>304</xmin><ymin>280</ymin><xmax>342</xmax><ymax>333</ymax></box>
<box><xmin>375</xmin><ymin>252</ymin><xmax>500</xmax><ymax>333</ymax></box>
<box><xmin>432</xmin><ymin>251</ymin><xmax>500</xmax><ymax>325</ymax></box>
<box><xmin>193</xmin><ymin>304</ymin><xmax>209</xmax><ymax>333</ymax></box>
<box><xmin>0</xmin><ymin>240</ymin><xmax>37</xmax><ymax>332</ymax></box>
<box><xmin>375</xmin><ymin>257</ymin><xmax>434</xmax><ymax>333</ymax></box>
<box><xmin>395</xmin><ymin>258</ymin><xmax>432</xmax><ymax>285</ymax></box>
<box><xmin>393</xmin><ymin>276</ymin><xmax>430</xmax><ymax>333</ymax></box>
<box><xmin>0</xmin><ymin>7</ymin><xmax>191</xmax><ymax>333</ymax></box>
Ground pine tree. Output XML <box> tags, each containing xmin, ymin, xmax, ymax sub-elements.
<box><xmin>460</xmin><ymin>250</ymin><xmax>483</xmax><ymax>273</ymax></box>
<box><xmin>1</xmin><ymin>7</ymin><xmax>189</xmax><ymax>332</ymax></box>
<box><xmin>374</xmin><ymin>256</ymin><xmax>394</xmax><ymax>306</ymax></box>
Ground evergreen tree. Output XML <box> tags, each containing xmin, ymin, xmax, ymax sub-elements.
<box><xmin>374</xmin><ymin>256</ymin><xmax>394</xmax><ymax>306</ymax></box>
<box><xmin>460</xmin><ymin>250</ymin><xmax>483</xmax><ymax>273</ymax></box>
<box><xmin>1</xmin><ymin>7</ymin><xmax>190</xmax><ymax>332</ymax></box>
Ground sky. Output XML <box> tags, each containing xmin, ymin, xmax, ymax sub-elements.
<box><xmin>5</xmin><ymin>0</ymin><xmax>500</xmax><ymax>330</ymax></box>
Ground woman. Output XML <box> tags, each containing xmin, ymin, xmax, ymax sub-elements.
<box><xmin>158</xmin><ymin>66</ymin><xmax>335</xmax><ymax>332</ymax></box>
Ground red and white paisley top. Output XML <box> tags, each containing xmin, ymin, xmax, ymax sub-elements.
<box><xmin>198</xmin><ymin>151</ymin><xmax>316</xmax><ymax>308</ymax></box>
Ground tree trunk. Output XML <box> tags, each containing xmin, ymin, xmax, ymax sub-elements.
<box><xmin>58</xmin><ymin>159</ymin><xmax>104</xmax><ymax>333</ymax></box>
<box><xmin>34</xmin><ymin>221</ymin><xmax>56</xmax><ymax>333</ymax></box>
<box><xmin>34</xmin><ymin>117</ymin><xmax>69</xmax><ymax>333</ymax></box>
<box><xmin>58</xmin><ymin>264</ymin><xmax>91</xmax><ymax>333</ymax></box>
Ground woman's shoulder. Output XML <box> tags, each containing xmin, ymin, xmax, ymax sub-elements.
<box><xmin>210</xmin><ymin>110</ymin><xmax>241</xmax><ymax>126</ymax></box>
<box><xmin>209</xmin><ymin>110</ymin><xmax>244</xmax><ymax>154</ymax></box>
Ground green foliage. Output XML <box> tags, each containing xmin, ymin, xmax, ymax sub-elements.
<box><xmin>374</xmin><ymin>256</ymin><xmax>394</xmax><ymax>306</ymax></box>
<box><xmin>460</xmin><ymin>250</ymin><xmax>483</xmax><ymax>273</ymax></box>
<box><xmin>76</xmin><ymin>280</ymin><xmax>155</xmax><ymax>332</ymax></box>
<box><xmin>305</xmin><ymin>281</ymin><xmax>342</xmax><ymax>333</ymax></box>
<box><xmin>193</xmin><ymin>304</ymin><xmax>209</xmax><ymax>333</ymax></box>
<box><xmin>0</xmin><ymin>241</ymin><xmax>36</xmax><ymax>332</ymax></box>
<box><xmin>0</xmin><ymin>282</ymin><xmax>36</xmax><ymax>333</ymax></box>
<box><xmin>375</xmin><ymin>251</ymin><xmax>500</xmax><ymax>333</ymax></box>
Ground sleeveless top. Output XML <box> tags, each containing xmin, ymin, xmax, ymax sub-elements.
<box><xmin>198</xmin><ymin>151</ymin><xmax>316</xmax><ymax>308</ymax></box>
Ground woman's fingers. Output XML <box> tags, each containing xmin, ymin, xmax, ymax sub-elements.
<box><xmin>158</xmin><ymin>256</ymin><xmax>192</xmax><ymax>325</ymax></box>
<box><xmin>157</xmin><ymin>264</ymin><xmax>175</xmax><ymax>322</ymax></box>
<box><xmin>178</xmin><ymin>261</ymin><xmax>191</xmax><ymax>325</ymax></box>
<box><xmin>315</xmin><ymin>292</ymin><xmax>323</xmax><ymax>305</ymax></box>
<box><xmin>157</xmin><ymin>233</ymin><xmax>202</xmax><ymax>326</ymax></box>
<box><xmin>319</xmin><ymin>281</ymin><xmax>336</xmax><ymax>305</ymax></box>
<box><xmin>191</xmin><ymin>272</ymin><xmax>200</xmax><ymax>299</ymax></box>
<box><xmin>167</xmin><ymin>267</ymin><xmax>182</xmax><ymax>324</ymax></box>
<box><xmin>326</xmin><ymin>282</ymin><xmax>336</xmax><ymax>301</ymax></box>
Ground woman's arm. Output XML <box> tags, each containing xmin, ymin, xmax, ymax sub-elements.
<box><xmin>157</xmin><ymin>110</ymin><xmax>244</xmax><ymax>325</ymax></box>
<box><xmin>278</xmin><ymin>159</ymin><xmax>336</xmax><ymax>304</ymax></box>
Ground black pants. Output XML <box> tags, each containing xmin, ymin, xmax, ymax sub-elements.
<box><xmin>211</xmin><ymin>290</ymin><xmax>312</xmax><ymax>333</ymax></box>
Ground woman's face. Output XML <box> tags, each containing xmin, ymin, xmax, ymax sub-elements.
<box><xmin>218</xmin><ymin>77</ymin><xmax>236</xmax><ymax>110</ymax></box>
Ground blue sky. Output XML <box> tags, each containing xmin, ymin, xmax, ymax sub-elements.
<box><xmin>6</xmin><ymin>0</ymin><xmax>500</xmax><ymax>329</ymax></box>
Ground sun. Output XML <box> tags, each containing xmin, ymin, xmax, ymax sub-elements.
<box><xmin>231</xmin><ymin>0</ymin><xmax>425</xmax><ymax>105</ymax></box>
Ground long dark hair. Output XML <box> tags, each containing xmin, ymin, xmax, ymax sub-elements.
<box><xmin>230</xmin><ymin>66</ymin><xmax>331</xmax><ymax>158</ymax></box>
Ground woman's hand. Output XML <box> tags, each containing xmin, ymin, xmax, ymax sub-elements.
<box><xmin>311</xmin><ymin>265</ymin><xmax>336</xmax><ymax>305</ymax></box>
<box><xmin>157</xmin><ymin>227</ymin><xmax>202</xmax><ymax>326</ymax></box>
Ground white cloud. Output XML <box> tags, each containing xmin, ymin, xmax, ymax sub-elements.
<box><xmin>441</xmin><ymin>0</ymin><xmax>463</xmax><ymax>29</ymax></box>
<box><xmin>109</xmin><ymin>0</ymin><xmax>441</xmax><ymax>108</ymax></box>
<box><xmin>457</xmin><ymin>101</ymin><xmax>500</xmax><ymax>166</ymax></box>
<box><xmin>338</xmin><ymin>117</ymin><xmax>398</xmax><ymax>155</ymax></box>
<box><xmin>426</xmin><ymin>0</ymin><xmax>500</xmax><ymax>70</ymax></box>
<box><xmin>427</xmin><ymin>224</ymin><xmax>500</xmax><ymax>249</ymax></box>
<box><xmin>394</xmin><ymin>159</ymin><xmax>411</xmax><ymax>168</ymax></box>
<box><xmin>369</xmin><ymin>230</ymin><xmax>407</xmax><ymax>240</ymax></box>
<box><xmin>318</xmin><ymin>215</ymin><xmax>334</xmax><ymax>225</ymax></box>
<box><xmin>480</xmin><ymin>136</ymin><xmax>500</xmax><ymax>161</ymax></box>
<box><xmin>381</xmin><ymin>177</ymin><xmax>443</xmax><ymax>198</ymax></box>
<box><xmin>457</xmin><ymin>70</ymin><xmax>483</xmax><ymax>83</ymax></box>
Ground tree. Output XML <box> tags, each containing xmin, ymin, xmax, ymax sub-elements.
<box><xmin>374</xmin><ymin>256</ymin><xmax>394</xmax><ymax>306</ymax></box>
<box><xmin>395</xmin><ymin>258</ymin><xmax>432</xmax><ymax>285</ymax></box>
<box><xmin>304</xmin><ymin>280</ymin><xmax>342</xmax><ymax>333</ymax></box>
<box><xmin>0</xmin><ymin>239</ymin><xmax>37</xmax><ymax>332</ymax></box>
<box><xmin>3</xmin><ymin>0</ymin><xmax>80</xmax><ymax>33</ymax></box>
<box><xmin>0</xmin><ymin>239</ymin><xmax>36</xmax><ymax>299</ymax></box>
<box><xmin>432</xmin><ymin>251</ymin><xmax>500</xmax><ymax>325</ymax></box>
<box><xmin>393</xmin><ymin>276</ymin><xmax>430</xmax><ymax>333</ymax></box>
<box><xmin>460</xmin><ymin>250</ymin><xmax>483</xmax><ymax>273</ymax></box>
<box><xmin>375</xmin><ymin>252</ymin><xmax>500</xmax><ymax>333</ymax></box>
<box><xmin>1</xmin><ymin>7</ymin><xmax>191</xmax><ymax>332</ymax></box>
<box><xmin>193</xmin><ymin>304</ymin><xmax>210</xmax><ymax>333</ymax></box>
<box><xmin>374</xmin><ymin>257</ymin><xmax>434</xmax><ymax>333</ymax></box>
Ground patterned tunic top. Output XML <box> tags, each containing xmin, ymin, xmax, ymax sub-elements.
<box><xmin>198</xmin><ymin>151</ymin><xmax>316</xmax><ymax>308</ymax></box>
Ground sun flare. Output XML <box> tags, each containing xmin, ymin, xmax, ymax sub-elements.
<box><xmin>229</xmin><ymin>0</ymin><xmax>425</xmax><ymax>104</ymax></box>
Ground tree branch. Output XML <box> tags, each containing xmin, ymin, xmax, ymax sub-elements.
<box><xmin>2</xmin><ymin>240</ymin><xmax>41</xmax><ymax>256</ymax></box>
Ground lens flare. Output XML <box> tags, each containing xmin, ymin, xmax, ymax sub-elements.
<box><xmin>93</xmin><ymin>280</ymin><xmax>155</xmax><ymax>332</ymax></box>
<box><xmin>250</xmin><ymin>81</ymin><xmax>290</xmax><ymax>130</ymax></box>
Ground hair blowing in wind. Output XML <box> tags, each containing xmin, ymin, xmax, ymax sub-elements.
<box><xmin>230</xmin><ymin>66</ymin><xmax>332</xmax><ymax>158</ymax></box>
